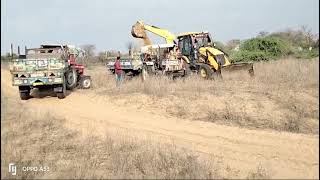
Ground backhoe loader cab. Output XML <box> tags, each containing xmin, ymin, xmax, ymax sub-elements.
<box><xmin>177</xmin><ymin>32</ymin><xmax>227</xmax><ymax>65</ymax></box>
<box><xmin>176</xmin><ymin>32</ymin><xmax>254</xmax><ymax>79</ymax></box>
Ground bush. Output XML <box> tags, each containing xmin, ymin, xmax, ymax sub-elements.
<box><xmin>213</xmin><ymin>41</ymin><xmax>231</xmax><ymax>56</ymax></box>
<box><xmin>292</xmin><ymin>48</ymin><xmax>319</xmax><ymax>59</ymax></box>
<box><xmin>228</xmin><ymin>37</ymin><xmax>292</xmax><ymax>62</ymax></box>
<box><xmin>229</xmin><ymin>51</ymin><xmax>270</xmax><ymax>62</ymax></box>
<box><xmin>240</xmin><ymin>37</ymin><xmax>291</xmax><ymax>58</ymax></box>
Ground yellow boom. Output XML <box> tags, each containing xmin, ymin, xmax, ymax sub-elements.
<box><xmin>131</xmin><ymin>20</ymin><xmax>176</xmax><ymax>45</ymax></box>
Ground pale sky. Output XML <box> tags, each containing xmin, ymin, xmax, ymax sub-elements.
<box><xmin>1</xmin><ymin>0</ymin><xmax>319</xmax><ymax>54</ymax></box>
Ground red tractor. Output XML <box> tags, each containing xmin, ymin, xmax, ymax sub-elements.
<box><xmin>64</xmin><ymin>46</ymin><xmax>91</xmax><ymax>90</ymax></box>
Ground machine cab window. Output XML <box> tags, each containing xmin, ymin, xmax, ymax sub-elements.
<box><xmin>178</xmin><ymin>36</ymin><xmax>192</xmax><ymax>56</ymax></box>
<box><xmin>192</xmin><ymin>33</ymin><xmax>212</xmax><ymax>48</ymax></box>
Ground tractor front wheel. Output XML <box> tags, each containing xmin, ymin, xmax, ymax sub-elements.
<box><xmin>79</xmin><ymin>76</ymin><xmax>91</xmax><ymax>89</ymax></box>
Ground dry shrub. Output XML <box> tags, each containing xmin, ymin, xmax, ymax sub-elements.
<box><xmin>165</xmin><ymin>102</ymin><xmax>190</xmax><ymax>118</ymax></box>
<box><xmin>253</xmin><ymin>58</ymin><xmax>319</xmax><ymax>87</ymax></box>
<box><xmin>247</xmin><ymin>164</ymin><xmax>271</xmax><ymax>179</ymax></box>
<box><xmin>87</xmin><ymin>58</ymin><xmax>319</xmax><ymax>134</ymax></box>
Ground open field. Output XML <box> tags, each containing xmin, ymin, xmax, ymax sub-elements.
<box><xmin>91</xmin><ymin>58</ymin><xmax>319</xmax><ymax>134</ymax></box>
<box><xmin>1</xmin><ymin>58</ymin><xmax>319</xmax><ymax>179</ymax></box>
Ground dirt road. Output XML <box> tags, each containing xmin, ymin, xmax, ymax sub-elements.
<box><xmin>2</xmin><ymin>69</ymin><xmax>319</xmax><ymax>179</ymax></box>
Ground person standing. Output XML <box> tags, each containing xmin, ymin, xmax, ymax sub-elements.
<box><xmin>114</xmin><ymin>52</ymin><xmax>123</xmax><ymax>87</ymax></box>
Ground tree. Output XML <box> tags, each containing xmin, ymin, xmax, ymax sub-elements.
<box><xmin>314</xmin><ymin>37</ymin><xmax>319</xmax><ymax>48</ymax></box>
<box><xmin>300</xmin><ymin>25</ymin><xmax>313</xmax><ymax>48</ymax></box>
<box><xmin>226</xmin><ymin>39</ymin><xmax>241</xmax><ymax>50</ymax></box>
<box><xmin>257</xmin><ymin>31</ymin><xmax>269</xmax><ymax>37</ymax></box>
<box><xmin>98</xmin><ymin>51</ymin><xmax>106</xmax><ymax>62</ymax></box>
<box><xmin>80</xmin><ymin>44</ymin><xmax>96</xmax><ymax>58</ymax></box>
<box><xmin>126</xmin><ymin>41</ymin><xmax>134</xmax><ymax>56</ymax></box>
<box><xmin>79</xmin><ymin>44</ymin><xmax>96</xmax><ymax>66</ymax></box>
<box><xmin>126</xmin><ymin>41</ymin><xmax>141</xmax><ymax>55</ymax></box>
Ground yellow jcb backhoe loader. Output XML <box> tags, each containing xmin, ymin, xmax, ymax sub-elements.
<box><xmin>131</xmin><ymin>20</ymin><xmax>254</xmax><ymax>79</ymax></box>
<box><xmin>176</xmin><ymin>32</ymin><xmax>254</xmax><ymax>79</ymax></box>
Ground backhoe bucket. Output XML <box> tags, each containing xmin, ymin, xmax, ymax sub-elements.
<box><xmin>222</xmin><ymin>62</ymin><xmax>254</xmax><ymax>77</ymax></box>
<box><xmin>131</xmin><ymin>21</ymin><xmax>151</xmax><ymax>45</ymax></box>
<box><xmin>131</xmin><ymin>21</ymin><xmax>146</xmax><ymax>39</ymax></box>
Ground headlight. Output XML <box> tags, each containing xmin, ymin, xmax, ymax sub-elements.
<box><xmin>48</xmin><ymin>79</ymin><xmax>53</xmax><ymax>82</ymax></box>
<box><xmin>57</xmin><ymin>72</ymin><xmax>61</xmax><ymax>76</ymax></box>
<box><xmin>23</xmin><ymin>80</ymin><xmax>28</xmax><ymax>84</ymax></box>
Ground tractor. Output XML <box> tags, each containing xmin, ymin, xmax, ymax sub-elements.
<box><xmin>10</xmin><ymin>44</ymin><xmax>91</xmax><ymax>100</ymax></box>
<box><xmin>64</xmin><ymin>45</ymin><xmax>92</xmax><ymax>90</ymax></box>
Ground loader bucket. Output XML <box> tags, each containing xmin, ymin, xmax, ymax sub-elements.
<box><xmin>222</xmin><ymin>62</ymin><xmax>254</xmax><ymax>77</ymax></box>
<box><xmin>131</xmin><ymin>21</ymin><xmax>152</xmax><ymax>45</ymax></box>
<box><xmin>131</xmin><ymin>21</ymin><xmax>146</xmax><ymax>38</ymax></box>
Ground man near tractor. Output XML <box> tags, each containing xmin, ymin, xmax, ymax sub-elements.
<box><xmin>114</xmin><ymin>52</ymin><xmax>123</xmax><ymax>87</ymax></box>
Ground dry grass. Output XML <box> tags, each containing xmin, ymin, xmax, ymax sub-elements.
<box><xmin>1</xmin><ymin>92</ymin><xmax>271</xmax><ymax>179</ymax></box>
<box><xmin>89</xmin><ymin>58</ymin><xmax>319</xmax><ymax>134</ymax></box>
<box><xmin>1</xmin><ymin>93</ymin><xmax>222</xmax><ymax>179</ymax></box>
<box><xmin>247</xmin><ymin>164</ymin><xmax>271</xmax><ymax>179</ymax></box>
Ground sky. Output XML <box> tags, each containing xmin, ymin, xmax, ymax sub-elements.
<box><xmin>1</xmin><ymin>0</ymin><xmax>319</xmax><ymax>54</ymax></box>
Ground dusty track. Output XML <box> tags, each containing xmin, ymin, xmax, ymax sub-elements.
<box><xmin>2</xmin><ymin>69</ymin><xmax>319</xmax><ymax>179</ymax></box>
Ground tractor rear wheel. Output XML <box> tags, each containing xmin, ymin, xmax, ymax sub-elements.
<box><xmin>66</xmin><ymin>68</ymin><xmax>77</xmax><ymax>90</ymax></box>
<box><xmin>199</xmin><ymin>64</ymin><xmax>214</xmax><ymax>79</ymax></box>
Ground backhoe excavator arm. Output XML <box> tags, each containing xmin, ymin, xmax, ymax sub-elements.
<box><xmin>131</xmin><ymin>21</ymin><xmax>176</xmax><ymax>45</ymax></box>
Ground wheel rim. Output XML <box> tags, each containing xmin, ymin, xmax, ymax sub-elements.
<box><xmin>200</xmin><ymin>68</ymin><xmax>207</xmax><ymax>78</ymax></box>
<box><xmin>83</xmin><ymin>79</ymin><xmax>91</xmax><ymax>88</ymax></box>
